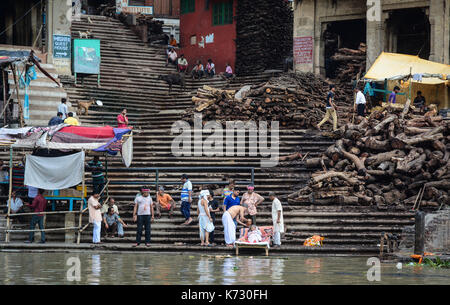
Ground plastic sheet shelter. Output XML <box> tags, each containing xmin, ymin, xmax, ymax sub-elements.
<box><xmin>364</xmin><ymin>52</ymin><xmax>450</xmax><ymax>109</ymax></box>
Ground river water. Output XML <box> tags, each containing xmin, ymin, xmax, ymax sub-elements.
<box><xmin>0</xmin><ymin>252</ymin><xmax>448</xmax><ymax>285</ymax></box>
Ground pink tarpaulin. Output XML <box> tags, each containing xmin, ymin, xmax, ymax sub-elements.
<box><xmin>57</xmin><ymin>126</ymin><xmax>116</xmax><ymax>139</ymax></box>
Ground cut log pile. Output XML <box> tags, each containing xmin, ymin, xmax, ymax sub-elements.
<box><xmin>183</xmin><ymin>73</ymin><xmax>353</xmax><ymax>129</ymax></box>
<box><xmin>235</xmin><ymin>0</ymin><xmax>293</xmax><ymax>75</ymax></box>
<box><xmin>288</xmin><ymin>102</ymin><xmax>450</xmax><ymax>209</ymax></box>
<box><xmin>330</xmin><ymin>43</ymin><xmax>366</xmax><ymax>84</ymax></box>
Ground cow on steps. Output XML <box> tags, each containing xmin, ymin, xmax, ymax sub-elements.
<box><xmin>158</xmin><ymin>73</ymin><xmax>186</xmax><ymax>94</ymax></box>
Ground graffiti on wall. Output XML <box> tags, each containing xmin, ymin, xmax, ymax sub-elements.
<box><xmin>198</xmin><ymin>33</ymin><xmax>214</xmax><ymax>48</ymax></box>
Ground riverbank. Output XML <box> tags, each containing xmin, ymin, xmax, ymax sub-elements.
<box><xmin>0</xmin><ymin>242</ymin><xmax>379</xmax><ymax>256</ymax></box>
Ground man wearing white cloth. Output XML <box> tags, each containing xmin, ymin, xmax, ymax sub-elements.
<box><xmin>88</xmin><ymin>193</ymin><xmax>102</xmax><ymax>244</ymax></box>
<box><xmin>222</xmin><ymin>205</ymin><xmax>250</xmax><ymax>247</ymax></box>
<box><xmin>269</xmin><ymin>192</ymin><xmax>284</xmax><ymax>247</ymax></box>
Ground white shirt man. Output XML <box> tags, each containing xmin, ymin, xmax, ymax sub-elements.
<box><xmin>355</xmin><ymin>89</ymin><xmax>366</xmax><ymax>117</ymax></box>
<box><xmin>8</xmin><ymin>196</ymin><xmax>23</xmax><ymax>213</ymax></box>
<box><xmin>88</xmin><ymin>194</ymin><xmax>102</xmax><ymax>244</ymax></box>
<box><xmin>133</xmin><ymin>188</ymin><xmax>154</xmax><ymax>246</ymax></box>
<box><xmin>270</xmin><ymin>192</ymin><xmax>284</xmax><ymax>247</ymax></box>
<box><xmin>58</xmin><ymin>101</ymin><xmax>69</xmax><ymax>119</ymax></box>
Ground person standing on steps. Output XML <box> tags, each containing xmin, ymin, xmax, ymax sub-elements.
<box><xmin>317</xmin><ymin>84</ymin><xmax>338</xmax><ymax>131</ymax></box>
<box><xmin>24</xmin><ymin>188</ymin><xmax>47</xmax><ymax>244</ymax></box>
<box><xmin>87</xmin><ymin>156</ymin><xmax>105</xmax><ymax>198</ymax></box>
<box><xmin>117</xmin><ymin>108</ymin><xmax>129</xmax><ymax>128</ymax></box>
<box><xmin>87</xmin><ymin>192</ymin><xmax>102</xmax><ymax>245</ymax></box>
<box><xmin>269</xmin><ymin>191</ymin><xmax>284</xmax><ymax>247</ymax></box>
<box><xmin>354</xmin><ymin>86</ymin><xmax>366</xmax><ymax>117</ymax></box>
<box><xmin>133</xmin><ymin>186</ymin><xmax>154</xmax><ymax>247</ymax></box>
<box><xmin>180</xmin><ymin>174</ymin><xmax>193</xmax><ymax>225</ymax></box>
<box><xmin>58</xmin><ymin>98</ymin><xmax>69</xmax><ymax>119</ymax></box>
<box><xmin>207</xmin><ymin>190</ymin><xmax>220</xmax><ymax>245</ymax></box>
<box><xmin>241</xmin><ymin>184</ymin><xmax>264</xmax><ymax>225</ymax></box>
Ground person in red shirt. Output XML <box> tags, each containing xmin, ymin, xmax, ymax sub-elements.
<box><xmin>117</xmin><ymin>109</ymin><xmax>131</xmax><ymax>128</ymax></box>
<box><xmin>25</xmin><ymin>188</ymin><xmax>47</xmax><ymax>243</ymax></box>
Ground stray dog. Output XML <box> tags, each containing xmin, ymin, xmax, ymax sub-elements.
<box><xmin>78</xmin><ymin>30</ymin><xmax>93</xmax><ymax>39</ymax></box>
<box><xmin>77</xmin><ymin>99</ymin><xmax>95</xmax><ymax>116</ymax></box>
<box><xmin>158</xmin><ymin>73</ymin><xmax>186</xmax><ymax>94</ymax></box>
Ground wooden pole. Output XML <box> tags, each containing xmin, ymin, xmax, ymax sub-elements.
<box><xmin>77</xmin><ymin>149</ymin><xmax>85</xmax><ymax>244</ymax></box>
<box><xmin>2</xmin><ymin>70</ymin><xmax>7</xmax><ymax>126</ymax></box>
<box><xmin>5</xmin><ymin>147</ymin><xmax>13</xmax><ymax>243</ymax></box>
<box><xmin>10</xmin><ymin>64</ymin><xmax>24</xmax><ymax>127</ymax></box>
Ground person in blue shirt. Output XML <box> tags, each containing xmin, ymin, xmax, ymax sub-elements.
<box><xmin>48</xmin><ymin>112</ymin><xmax>64</xmax><ymax>126</ymax></box>
<box><xmin>388</xmin><ymin>86</ymin><xmax>400</xmax><ymax>104</ymax></box>
<box><xmin>223</xmin><ymin>188</ymin><xmax>240</xmax><ymax>212</ymax></box>
<box><xmin>180</xmin><ymin>174</ymin><xmax>193</xmax><ymax>225</ymax></box>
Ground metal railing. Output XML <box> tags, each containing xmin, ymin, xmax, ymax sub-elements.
<box><xmin>105</xmin><ymin>167</ymin><xmax>255</xmax><ymax>190</ymax></box>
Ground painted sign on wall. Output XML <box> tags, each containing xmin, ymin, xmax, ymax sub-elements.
<box><xmin>53</xmin><ymin>35</ymin><xmax>71</xmax><ymax>59</ymax></box>
<box><xmin>294</xmin><ymin>36</ymin><xmax>313</xmax><ymax>64</ymax></box>
<box><xmin>116</xmin><ymin>0</ymin><xmax>154</xmax><ymax>15</ymax></box>
<box><xmin>73</xmin><ymin>39</ymin><xmax>101</xmax><ymax>74</ymax></box>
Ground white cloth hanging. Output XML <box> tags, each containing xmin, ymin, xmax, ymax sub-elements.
<box><xmin>24</xmin><ymin>151</ymin><xmax>85</xmax><ymax>190</ymax></box>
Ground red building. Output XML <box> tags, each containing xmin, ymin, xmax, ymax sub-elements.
<box><xmin>179</xmin><ymin>0</ymin><xmax>236</xmax><ymax>73</ymax></box>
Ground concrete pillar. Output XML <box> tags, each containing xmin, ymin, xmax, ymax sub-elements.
<box><xmin>428</xmin><ymin>0</ymin><xmax>447</xmax><ymax>63</ymax></box>
<box><xmin>65</xmin><ymin>213</ymin><xmax>75</xmax><ymax>243</ymax></box>
<box><xmin>293</xmin><ymin>0</ymin><xmax>315</xmax><ymax>73</ymax></box>
<box><xmin>47</xmin><ymin>0</ymin><xmax>72</xmax><ymax>75</ymax></box>
<box><xmin>366</xmin><ymin>8</ymin><xmax>385</xmax><ymax>70</ymax></box>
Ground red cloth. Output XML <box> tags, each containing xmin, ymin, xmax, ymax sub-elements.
<box><xmin>30</xmin><ymin>194</ymin><xmax>47</xmax><ymax>216</ymax></box>
<box><xmin>117</xmin><ymin>114</ymin><xmax>128</xmax><ymax>128</ymax></box>
<box><xmin>58</xmin><ymin>126</ymin><xmax>115</xmax><ymax>139</ymax></box>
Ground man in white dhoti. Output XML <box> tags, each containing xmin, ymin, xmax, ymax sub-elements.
<box><xmin>222</xmin><ymin>205</ymin><xmax>250</xmax><ymax>247</ymax></box>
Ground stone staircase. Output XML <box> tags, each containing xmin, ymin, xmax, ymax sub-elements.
<box><xmin>0</xmin><ymin>45</ymin><xmax>72</xmax><ymax>126</ymax></box>
<box><xmin>0</xmin><ymin>15</ymin><xmax>415</xmax><ymax>254</ymax></box>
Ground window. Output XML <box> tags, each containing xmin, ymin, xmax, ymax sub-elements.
<box><xmin>181</xmin><ymin>0</ymin><xmax>195</xmax><ymax>14</ymax></box>
<box><xmin>212</xmin><ymin>1</ymin><xmax>233</xmax><ymax>26</ymax></box>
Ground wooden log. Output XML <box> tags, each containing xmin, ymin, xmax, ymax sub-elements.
<box><xmin>311</xmin><ymin>171</ymin><xmax>360</xmax><ymax>185</ymax></box>
<box><xmin>336</xmin><ymin>139</ymin><xmax>366</xmax><ymax>175</ymax></box>
<box><xmin>365</xmin><ymin>150</ymin><xmax>405</xmax><ymax>167</ymax></box>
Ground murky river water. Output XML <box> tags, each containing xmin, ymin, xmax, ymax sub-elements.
<box><xmin>0</xmin><ymin>252</ymin><xmax>448</xmax><ymax>285</ymax></box>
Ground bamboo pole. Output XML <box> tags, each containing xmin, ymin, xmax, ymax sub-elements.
<box><xmin>8</xmin><ymin>210</ymin><xmax>82</xmax><ymax>217</ymax></box>
<box><xmin>5</xmin><ymin>147</ymin><xmax>13</xmax><ymax>243</ymax></box>
<box><xmin>6</xmin><ymin>227</ymin><xmax>80</xmax><ymax>233</ymax></box>
<box><xmin>10</xmin><ymin>64</ymin><xmax>24</xmax><ymax>127</ymax></box>
<box><xmin>77</xmin><ymin>149</ymin><xmax>85</xmax><ymax>244</ymax></box>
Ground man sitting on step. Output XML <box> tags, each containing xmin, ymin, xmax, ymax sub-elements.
<box><xmin>156</xmin><ymin>186</ymin><xmax>175</xmax><ymax>219</ymax></box>
<box><xmin>64</xmin><ymin>112</ymin><xmax>80</xmax><ymax>126</ymax></box>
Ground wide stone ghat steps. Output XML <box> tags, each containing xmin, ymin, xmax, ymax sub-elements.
<box><xmin>0</xmin><ymin>15</ymin><xmax>417</xmax><ymax>254</ymax></box>
<box><xmin>3</xmin><ymin>206</ymin><xmax>414</xmax><ymax>254</ymax></box>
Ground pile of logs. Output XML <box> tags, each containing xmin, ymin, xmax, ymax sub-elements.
<box><xmin>288</xmin><ymin>102</ymin><xmax>450</xmax><ymax>209</ymax></box>
<box><xmin>183</xmin><ymin>73</ymin><xmax>354</xmax><ymax>129</ymax></box>
<box><xmin>330</xmin><ymin>43</ymin><xmax>366</xmax><ymax>84</ymax></box>
<box><xmin>235</xmin><ymin>0</ymin><xmax>293</xmax><ymax>76</ymax></box>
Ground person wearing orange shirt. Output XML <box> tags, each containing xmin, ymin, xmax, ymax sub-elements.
<box><xmin>156</xmin><ymin>186</ymin><xmax>175</xmax><ymax>218</ymax></box>
<box><xmin>169</xmin><ymin>34</ymin><xmax>178</xmax><ymax>47</ymax></box>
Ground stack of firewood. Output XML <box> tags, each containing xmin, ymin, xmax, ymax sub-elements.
<box><xmin>183</xmin><ymin>73</ymin><xmax>354</xmax><ymax>129</ymax></box>
<box><xmin>235</xmin><ymin>0</ymin><xmax>293</xmax><ymax>75</ymax></box>
<box><xmin>288</xmin><ymin>102</ymin><xmax>450</xmax><ymax>209</ymax></box>
<box><xmin>330</xmin><ymin>43</ymin><xmax>366</xmax><ymax>84</ymax></box>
